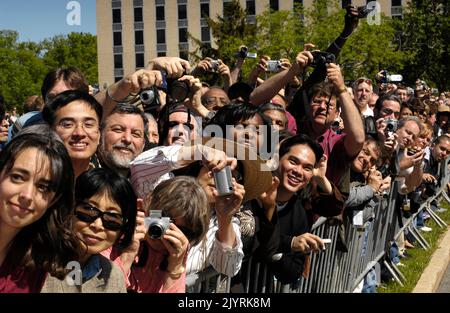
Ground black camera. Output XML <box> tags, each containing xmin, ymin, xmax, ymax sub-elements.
<box><xmin>139</xmin><ymin>86</ymin><xmax>161</xmax><ymax>112</ymax></box>
<box><xmin>144</xmin><ymin>210</ymin><xmax>171</xmax><ymax>240</ymax></box>
<box><xmin>357</xmin><ymin>5</ymin><xmax>375</xmax><ymax>18</ymax></box>
<box><xmin>236</xmin><ymin>46</ymin><xmax>257</xmax><ymax>59</ymax></box>
<box><xmin>310</xmin><ymin>51</ymin><xmax>336</xmax><ymax>67</ymax></box>
<box><xmin>161</xmin><ymin>72</ymin><xmax>190</xmax><ymax>104</ymax></box>
<box><xmin>424</xmin><ymin>180</ymin><xmax>438</xmax><ymax>198</ymax></box>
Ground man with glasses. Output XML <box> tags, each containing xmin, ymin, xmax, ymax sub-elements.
<box><xmin>353</xmin><ymin>77</ymin><xmax>374</xmax><ymax>117</ymax></box>
<box><xmin>42</xmin><ymin>90</ymin><xmax>102</xmax><ymax>178</ymax></box>
<box><xmin>201</xmin><ymin>87</ymin><xmax>230</xmax><ymax>111</ymax></box>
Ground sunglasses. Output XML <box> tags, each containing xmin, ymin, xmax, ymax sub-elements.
<box><xmin>355</xmin><ymin>78</ymin><xmax>372</xmax><ymax>86</ymax></box>
<box><xmin>167</xmin><ymin>121</ymin><xmax>194</xmax><ymax>131</ymax></box>
<box><xmin>75</xmin><ymin>203</ymin><xmax>125</xmax><ymax>231</ymax></box>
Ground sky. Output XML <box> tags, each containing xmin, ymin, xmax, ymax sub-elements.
<box><xmin>0</xmin><ymin>0</ymin><xmax>96</xmax><ymax>42</ymax></box>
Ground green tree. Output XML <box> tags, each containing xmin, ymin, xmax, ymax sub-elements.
<box><xmin>399</xmin><ymin>0</ymin><xmax>450</xmax><ymax>90</ymax></box>
<box><xmin>41</xmin><ymin>32</ymin><xmax>98</xmax><ymax>84</ymax></box>
<box><xmin>0</xmin><ymin>30</ymin><xmax>46</xmax><ymax>112</ymax></box>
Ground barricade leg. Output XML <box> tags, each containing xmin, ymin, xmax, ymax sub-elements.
<box><xmin>424</xmin><ymin>203</ymin><xmax>447</xmax><ymax>228</ymax></box>
<box><xmin>383</xmin><ymin>260</ymin><xmax>404</xmax><ymax>287</ymax></box>
<box><xmin>407</xmin><ymin>225</ymin><xmax>430</xmax><ymax>250</ymax></box>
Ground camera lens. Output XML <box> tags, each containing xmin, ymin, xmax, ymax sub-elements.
<box><xmin>170</xmin><ymin>81</ymin><xmax>190</xmax><ymax>103</ymax></box>
<box><xmin>149</xmin><ymin>224</ymin><xmax>164</xmax><ymax>239</ymax></box>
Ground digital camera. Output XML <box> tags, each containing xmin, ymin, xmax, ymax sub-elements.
<box><xmin>209</xmin><ymin>60</ymin><xmax>221</xmax><ymax>73</ymax></box>
<box><xmin>380</xmin><ymin>70</ymin><xmax>403</xmax><ymax>83</ymax></box>
<box><xmin>310</xmin><ymin>51</ymin><xmax>336</xmax><ymax>67</ymax></box>
<box><xmin>407</xmin><ymin>147</ymin><xmax>418</xmax><ymax>156</ymax></box>
<box><xmin>139</xmin><ymin>86</ymin><xmax>161</xmax><ymax>112</ymax></box>
<box><xmin>384</xmin><ymin>118</ymin><xmax>398</xmax><ymax>133</ymax></box>
<box><xmin>213</xmin><ymin>166</ymin><xmax>234</xmax><ymax>197</ymax></box>
<box><xmin>236</xmin><ymin>46</ymin><xmax>257</xmax><ymax>59</ymax></box>
<box><xmin>159</xmin><ymin>72</ymin><xmax>190</xmax><ymax>103</ymax></box>
<box><xmin>267</xmin><ymin>60</ymin><xmax>282</xmax><ymax>73</ymax></box>
<box><xmin>145</xmin><ymin>210</ymin><xmax>171</xmax><ymax>240</ymax></box>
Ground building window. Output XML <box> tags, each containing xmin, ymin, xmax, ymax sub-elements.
<box><xmin>112</xmin><ymin>8</ymin><xmax>121</xmax><ymax>23</ymax></box>
<box><xmin>156</xmin><ymin>6</ymin><xmax>165</xmax><ymax>20</ymax></box>
<box><xmin>136</xmin><ymin>53</ymin><xmax>145</xmax><ymax>68</ymax></box>
<box><xmin>134</xmin><ymin>7</ymin><xmax>143</xmax><ymax>22</ymax></box>
<box><xmin>223</xmin><ymin>1</ymin><xmax>233</xmax><ymax>16</ymax></box>
<box><xmin>135</xmin><ymin>30</ymin><xmax>144</xmax><ymax>45</ymax></box>
<box><xmin>246</xmin><ymin>0</ymin><xmax>255</xmax><ymax>15</ymax></box>
<box><xmin>178</xmin><ymin>4</ymin><xmax>187</xmax><ymax>20</ymax></box>
<box><xmin>270</xmin><ymin>0</ymin><xmax>279</xmax><ymax>11</ymax></box>
<box><xmin>342</xmin><ymin>0</ymin><xmax>351</xmax><ymax>8</ymax></box>
<box><xmin>293</xmin><ymin>0</ymin><xmax>303</xmax><ymax>8</ymax></box>
<box><xmin>115</xmin><ymin>76</ymin><xmax>123</xmax><ymax>83</ymax></box>
<box><xmin>157</xmin><ymin>51</ymin><xmax>166</xmax><ymax>57</ymax></box>
<box><xmin>157</xmin><ymin>29</ymin><xmax>166</xmax><ymax>44</ymax></box>
<box><xmin>114</xmin><ymin>54</ymin><xmax>123</xmax><ymax>69</ymax></box>
<box><xmin>179</xmin><ymin>28</ymin><xmax>188</xmax><ymax>43</ymax></box>
<box><xmin>392</xmin><ymin>0</ymin><xmax>402</xmax><ymax>6</ymax></box>
<box><xmin>201</xmin><ymin>26</ymin><xmax>210</xmax><ymax>42</ymax></box>
<box><xmin>180</xmin><ymin>51</ymin><xmax>189</xmax><ymax>60</ymax></box>
<box><xmin>113</xmin><ymin>32</ymin><xmax>122</xmax><ymax>46</ymax></box>
<box><xmin>200</xmin><ymin>3</ymin><xmax>209</xmax><ymax>18</ymax></box>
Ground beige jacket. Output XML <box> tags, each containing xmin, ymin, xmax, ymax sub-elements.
<box><xmin>41</xmin><ymin>254</ymin><xmax>126</xmax><ymax>293</ymax></box>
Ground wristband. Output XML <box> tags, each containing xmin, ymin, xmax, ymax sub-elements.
<box><xmin>338</xmin><ymin>86</ymin><xmax>347</xmax><ymax>94</ymax></box>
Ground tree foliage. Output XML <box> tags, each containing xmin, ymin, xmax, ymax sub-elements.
<box><xmin>398</xmin><ymin>0</ymin><xmax>449</xmax><ymax>90</ymax></box>
<box><xmin>0</xmin><ymin>31</ymin><xmax>97</xmax><ymax>111</ymax></box>
<box><xmin>189</xmin><ymin>0</ymin><xmax>447</xmax><ymax>89</ymax></box>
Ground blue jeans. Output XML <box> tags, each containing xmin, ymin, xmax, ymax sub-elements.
<box><xmin>389</xmin><ymin>243</ymin><xmax>400</xmax><ymax>264</ymax></box>
<box><xmin>362</xmin><ymin>268</ymin><xmax>377</xmax><ymax>293</ymax></box>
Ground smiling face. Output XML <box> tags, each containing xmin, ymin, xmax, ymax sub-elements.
<box><xmin>73</xmin><ymin>190</ymin><xmax>122</xmax><ymax>258</ymax></box>
<box><xmin>101</xmin><ymin>113</ymin><xmax>145</xmax><ymax>169</ymax></box>
<box><xmin>53</xmin><ymin>100</ymin><xmax>100</xmax><ymax>162</ymax></box>
<box><xmin>276</xmin><ymin>144</ymin><xmax>316</xmax><ymax>201</ymax></box>
<box><xmin>396</xmin><ymin>120</ymin><xmax>421</xmax><ymax>149</ymax></box>
<box><xmin>351</xmin><ymin>141</ymin><xmax>380</xmax><ymax>173</ymax></box>
<box><xmin>0</xmin><ymin>148</ymin><xmax>55</xmax><ymax>232</ymax></box>
<box><xmin>355</xmin><ymin>82</ymin><xmax>373</xmax><ymax>110</ymax></box>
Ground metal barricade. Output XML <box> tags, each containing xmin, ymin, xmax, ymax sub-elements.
<box><xmin>185</xmin><ymin>157</ymin><xmax>450</xmax><ymax>293</ymax></box>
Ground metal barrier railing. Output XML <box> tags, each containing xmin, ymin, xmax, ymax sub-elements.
<box><xmin>185</xmin><ymin>157</ymin><xmax>450</xmax><ymax>293</ymax></box>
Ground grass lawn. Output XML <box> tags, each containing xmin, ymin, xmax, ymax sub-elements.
<box><xmin>378</xmin><ymin>199</ymin><xmax>450</xmax><ymax>293</ymax></box>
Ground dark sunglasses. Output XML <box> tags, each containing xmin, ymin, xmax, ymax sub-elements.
<box><xmin>75</xmin><ymin>203</ymin><xmax>125</xmax><ymax>231</ymax></box>
<box><xmin>167</xmin><ymin>121</ymin><xmax>194</xmax><ymax>131</ymax></box>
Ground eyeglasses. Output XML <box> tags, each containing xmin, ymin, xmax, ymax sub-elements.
<box><xmin>381</xmin><ymin>108</ymin><xmax>400</xmax><ymax>118</ymax></box>
<box><xmin>167</xmin><ymin>121</ymin><xmax>194</xmax><ymax>131</ymax></box>
<box><xmin>56</xmin><ymin>119</ymin><xmax>99</xmax><ymax>135</ymax></box>
<box><xmin>75</xmin><ymin>203</ymin><xmax>125</xmax><ymax>231</ymax></box>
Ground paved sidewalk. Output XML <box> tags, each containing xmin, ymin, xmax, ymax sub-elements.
<box><xmin>436</xmin><ymin>263</ymin><xmax>450</xmax><ymax>292</ymax></box>
<box><xmin>412</xmin><ymin>227</ymin><xmax>450</xmax><ymax>293</ymax></box>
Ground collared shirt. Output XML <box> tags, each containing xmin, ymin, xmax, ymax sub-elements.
<box><xmin>316</xmin><ymin>129</ymin><xmax>351</xmax><ymax>188</ymax></box>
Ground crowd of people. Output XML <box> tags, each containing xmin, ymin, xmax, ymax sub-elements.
<box><xmin>1</xmin><ymin>5</ymin><xmax>449</xmax><ymax>293</ymax></box>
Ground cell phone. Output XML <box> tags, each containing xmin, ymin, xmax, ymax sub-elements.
<box><xmin>213</xmin><ymin>166</ymin><xmax>234</xmax><ymax>196</ymax></box>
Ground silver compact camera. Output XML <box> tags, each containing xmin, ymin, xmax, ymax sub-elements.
<box><xmin>384</xmin><ymin>118</ymin><xmax>398</xmax><ymax>133</ymax></box>
<box><xmin>144</xmin><ymin>210</ymin><xmax>171</xmax><ymax>239</ymax></box>
<box><xmin>213</xmin><ymin>166</ymin><xmax>234</xmax><ymax>197</ymax></box>
<box><xmin>209</xmin><ymin>60</ymin><xmax>221</xmax><ymax>72</ymax></box>
<box><xmin>267</xmin><ymin>60</ymin><xmax>282</xmax><ymax>73</ymax></box>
